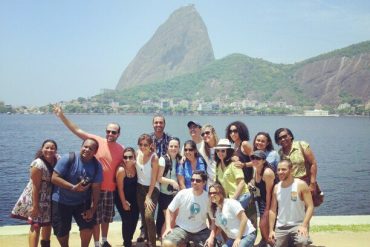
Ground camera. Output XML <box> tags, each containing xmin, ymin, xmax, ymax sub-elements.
<box><xmin>81</xmin><ymin>177</ymin><xmax>91</xmax><ymax>187</ymax></box>
<box><xmin>167</xmin><ymin>184</ymin><xmax>178</xmax><ymax>192</ymax></box>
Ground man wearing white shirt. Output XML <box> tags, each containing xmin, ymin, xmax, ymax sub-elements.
<box><xmin>162</xmin><ymin>170</ymin><xmax>210</xmax><ymax>247</ymax></box>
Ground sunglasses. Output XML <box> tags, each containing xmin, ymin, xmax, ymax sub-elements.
<box><xmin>184</xmin><ymin>148</ymin><xmax>194</xmax><ymax>152</ymax></box>
<box><xmin>139</xmin><ymin>143</ymin><xmax>149</xmax><ymax>147</ymax></box>
<box><xmin>123</xmin><ymin>155</ymin><xmax>134</xmax><ymax>160</ymax></box>
<box><xmin>216</xmin><ymin>149</ymin><xmax>226</xmax><ymax>153</ymax></box>
<box><xmin>251</xmin><ymin>156</ymin><xmax>263</xmax><ymax>161</ymax></box>
<box><xmin>191</xmin><ymin>178</ymin><xmax>202</xmax><ymax>183</ymax></box>
<box><xmin>278</xmin><ymin>134</ymin><xmax>288</xmax><ymax>141</ymax></box>
<box><xmin>208</xmin><ymin>191</ymin><xmax>219</xmax><ymax>195</ymax></box>
<box><xmin>106</xmin><ymin>130</ymin><xmax>118</xmax><ymax>135</ymax></box>
<box><xmin>201</xmin><ymin>131</ymin><xmax>211</xmax><ymax>137</ymax></box>
<box><xmin>229</xmin><ymin>129</ymin><xmax>238</xmax><ymax>134</ymax></box>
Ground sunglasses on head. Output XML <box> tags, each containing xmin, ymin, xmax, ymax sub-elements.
<box><xmin>191</xmin><ymin>178</ymin><xmax>202</xmax><ymax>183</ymax></box>
<box><xmin>106</xmin><ymin>130</ymin><xmax>118</xmax><ymax>135</ymax></box>
<box><xmin>229</xmin><ymin>129</ymin><xmax>238</xmax><ymax>134</ymax></box>
<box><xmin>201</xmin><ymin>131</ymin><xmax>211</xmax><ymax>137</ymax></box>
<box><xmin>123</xmin><ymin>155</ymin><xmax>134</xmax><ymax>160</ymax></box>
<box><xmin>251</xmin><ymin>156</ymin><xmax>263</xmax><ymax>161</ymax></box>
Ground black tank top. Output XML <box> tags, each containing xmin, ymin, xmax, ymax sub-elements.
<box><xmin>235</xmin><ymin>147</ymin><xmax>253</xmax><ymax>183</ymax></box>
<box><xmin>123</xmin><ymin>174</ymin><xmax>138</xmax><ymax>205</ymax></box>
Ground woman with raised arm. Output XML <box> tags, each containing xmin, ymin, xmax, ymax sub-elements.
<box><xmin>136</xmin><ymin>134</ymin><xmax>160</xmax><ymax>247</ymax></box>
<box><xmin>115</xmin><ymin>147</ymin><xmax>139</xmax><ymax>247</ymax></box>
<box><xmin>11</xmin><ymin>139</ymin><xmax>58</xmax><ymax>247</ymax></box>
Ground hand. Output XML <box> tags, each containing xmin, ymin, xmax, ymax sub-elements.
<box><xmin>171</xmin><ymin>181</ymin><xmax>179</xmax><ymax>191</ymax></box>
<box><xmin>145</xmin><ymin>196</ymin><xmax>155</xmax><ymax>212</ymax></box>
<box><xmin>82</xmin><ymin>208</ymin><xmax>95</xmax><ymax>221</ymax></box>
<box><xmin>268</xmin><ymin>231</ymin><xmax>276</xmax><ymax>245</ymax></box>
<box><xmin>232</xmin><ymin>237</ymin><xmax>241</xmax><ymax>247</ymax></box>
<box><xmin>72</xmin><ymin>181</ymin><xmax>91</xmax><ymax>192</ymax></box>
<box><xmin>204</xmin><ymin>236</ymin><xmax>214</xmax><ymax>247</ymax></box>
<box><xmin>122</xmin><ymin>201</ymin><xmax>131</xmax><ymax>211</ymax></box>
<box><xmin>29</xmin><ymin>206</ymin><xmax>39</xmax><ymax>218</ymax></box>
<box><xmin>162</xmin><ymin>228</ymin><xmax>173</xmax><ymax>239</ymax></box>
<box><xmin>298</xmin><ymin>225</ymin><xmax>308</xmax><ymax>237</ymax></box>
<box><xmin>309</xmin><ymin>183</ymin><xmax>316</xmax><ymax>193</ymax></box>
<box><xmin>53</xmin><ymin>104</ymin><xmax>63</xmax><ymax>117</ymax></box>
<box><xmin>234</xmin><ymin>160</ymin><xmax>244</xmax><ymax>169</ymax></box>
<box><xmin>231</xmin><ymin>155</ymin><xmax>240</xmax><ymax>162</ymax></box>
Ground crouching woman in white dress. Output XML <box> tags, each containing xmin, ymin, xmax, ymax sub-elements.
<box><xmin>206</xmin><ymin>183</ymin><xmax>256</xmax><ymax>247</ymax></box>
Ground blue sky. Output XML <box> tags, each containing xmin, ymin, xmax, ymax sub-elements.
<box><xmin>1</xmin><ymin>0</ymin><xmax>370</xmax><ymax>106</ymax></box>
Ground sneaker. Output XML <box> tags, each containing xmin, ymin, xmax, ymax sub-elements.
<box><xmin>137</xmin><ymin>232</ymin><xmax>145</xmax><ymax>243</ymax></box>
<box><xmin>101</xmin><ymin>241</ymin><xmax>112</xmax><ymax>247</ymax></box>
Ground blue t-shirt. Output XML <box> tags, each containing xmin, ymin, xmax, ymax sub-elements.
<box><xmin>266</xmin><ymin>150</ymin><xmax>280</xmax><ymax>173</ymax></box>
<box><xmin>177</xmin><ymin>156</ymin><xmax>206</xmax><ymax>188</ymax></box>
<box><xmin>52</xmin><ymin>152</ymin><xmax>103</xmax><ymax>205</ymax></box>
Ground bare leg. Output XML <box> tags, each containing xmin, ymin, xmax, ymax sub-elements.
<box><xmin>80</xmin><ymin>228</ymin><xmax>93</xmax><ymax>247</ymax></box>
<box><xmin>57</xmin><ymin>234</ymin><xmax>70</xmax><ymax>247</ymax></box>
<box><xmin>93</xmin><ymin>224</ymin><xmax>100</xmax><ymax>242</ymax></box>
<box><xmin>28</xmin><ymin>225</ymin><xmax>41</xmax><ymax>247</ymax></box>
<box><xmin>101</xmin><ymin>222</ymin><xmax>109</xmax><ymax>240</ymax></box>
<box><xmin>40</xmin><ymin>226</ymin><xmax>51</xmax><ymax>247</ymax></box>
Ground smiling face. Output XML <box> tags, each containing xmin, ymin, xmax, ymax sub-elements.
<box><xmin>191</xmin><ymin>173</ymin><xmax>206</xmax><ymax>192</ymax></box>
<box><xmin>41</xmin><ymin>141</ymin><xmax>57</xmax><ymax>161</ymax></box>
<box><xmin>168</xmin><ymin>139</ymin><xmax>180</xmax><ymax>158</ymax></box>
<box><xmin>184</xmin><ymin>143</ymin><xmax>196</xmax><ymax>160</ymax></box>
<box><xmin>208</xmin><ymin>186</ymin><xmax>221</xmax><ymax>204</ymax></box>
<box><xmin>228</xmin><ymin>125</ymin><xmax>240</xmax><ymax>143</ymax></box>
<box><xmin>277</xmin><ymin>130</ymin><xmax>293</xmax><ymax>148</ymax></box>
<box><xmin>277</xmin><ymin>160</ymin><xmax>292</xmax><ymax>181</ymax></box>
<box><xmin>189</xmin><ymin>124</ymin><xmax>201</xmax><ymax>139</ymax></box>
<box><xmin>105</xmin><ymin>123</ymin><xmax>120</xmax><ymax>142</ymax></box>
<box><xmin>123</xmin><ymin>149</ymin><xmax>136</xmax><ymax>166</ymax></box>
<box><xmin>80</xmin><ymin>139</ymin><xmax>98</xmax><ymax>162</ymax></box>
<box><xmin>201</xmin><ymin>127</ymin><xmax>214</xmax><ymax>144</ymax></box>
<box><xmin>255</xmin><ymin>134</ymin><xmax>268</xmax><ymax>151</ymax></box>
<box><xmin>153</xmin><ymin>116</ymin><xmax>165</xmax><ymax>135</ymax></box>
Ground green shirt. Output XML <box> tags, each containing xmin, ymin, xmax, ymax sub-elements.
<box><xmin>279</xmin><ymin>141</ymin><xmax>309</xmax><ymax>178</ymax></box>
<box><xmin>216</xmin><ymin>162</ymin><xmax>248</xmax><ymax>198</ymax></box>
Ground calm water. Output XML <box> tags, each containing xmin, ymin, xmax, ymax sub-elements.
<box><xmin>1</xmin><ymin>114</ymin><xmax>370</xmax><ymax>226</ymax></box>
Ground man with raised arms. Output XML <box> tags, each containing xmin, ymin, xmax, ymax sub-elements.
<box><xmin>54</xmin><ymin>105</ymin><xmax>124</xmax><ymax>247</ymax></box>
<box><xmin>268</xmin><ymin>159</ymin><xmax>314</xmax><ymax>247</ymax></box>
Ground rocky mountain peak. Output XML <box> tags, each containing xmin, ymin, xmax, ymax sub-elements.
<box><xmin>116</xmin><ymin>5</ymin><xmax>215</xmax><ymax>90</ymax></box>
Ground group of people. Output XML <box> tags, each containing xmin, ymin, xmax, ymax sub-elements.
<box><xmin>11</xmin><ymin>105</ymin><xmax>318</xmax><ymax>247</ymax></box>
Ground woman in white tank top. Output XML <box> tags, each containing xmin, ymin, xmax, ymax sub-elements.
<box><xmin>135</xmin><ymin>134</ymin><xmax>160</xmax><ymax>247</ymax></box>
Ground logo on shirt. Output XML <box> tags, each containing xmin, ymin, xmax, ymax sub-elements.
<box><xmin>188</xmin><ymin>202</ymin><xmax>201</xmax><ymax>220</ymax></box>
<box><xmin>291</xmin><ymin>191</ymin><xmax>298</xmax><ymax>201</ymax></box>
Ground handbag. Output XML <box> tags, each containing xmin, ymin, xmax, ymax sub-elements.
<box><xmin>299</xmin><ymin>142</ymin><xmax>324</xmax><ymax>207</ymax></box>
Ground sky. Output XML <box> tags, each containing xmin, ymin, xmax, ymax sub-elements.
<box><xmin>1</xmin><ymin>0</ymin><xmax>370</xmax><ymax>106</ymax></box>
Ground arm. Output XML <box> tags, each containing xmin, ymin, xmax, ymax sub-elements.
<box><xmin>232</xmin><ymin>178</ymin><xmax>246</xmax><ymax>200</ymax></box>
<box><xmin>158</xmin><ymin>166</ymin><xmax>179</xmax><ymax>190</ymax></box>
<box><xmin>162</xmin><ymin>208</ymin><xmax>176</xmax><ymax>238</ymax></box>
<box><xmin>263</xmin><ymin>168</ymin><xmax>276</xmax><ymax>212</ymax></box>
<box><xmin>298</xmin><ymin>181</ymin><xmax>314</xmax><ymax>236</ymax></box>
<box><xmin>145</xmin><ymin>154</ymin><xmax>159</xmax><ymax>212</ymax></box>
<box><xmin>30</xmin><ymin>166</ymin><xmax>42</xmax><ymax>218</ymax></box>
<box><xmin>304</xmin><ymin>146</ymin><xmax>318</xmax><ymax>188</ymax></box>
<box><xmin>51</xmin><ymin>171</ymin><xmax>89</xmax><ymax>192</ymax></box>
<box><xmin>241</xmin><ymin>140</ymin><xmax>253</xmax><ymax>156</ymax></box>
<box><xmin>83</xmin><ymin>182</ymin><xmax>101</xmax><ymax>221</ymax></box>
<box><xmin>53</xmin><ymin>105</ymin><xmax>90</xmax><ymax>140</ymax></box>
<box><xmin>205</xmin><ymin>218</ymin><xmax>216</xmax><ymax>247</ymax></box>
<box><xmin>116</xmin><ymin>166</ymin><xmax>130</xmax><ymax>210</ymax></box>
<box><xmin>233</xmin><ymin>210</ymin><xmax>248</xmax><ymax>247</ymax></box>
<box><xmin>268</xmin><ymin>185</ymin><xmax>278</xmax><ymax>245</ymax></box>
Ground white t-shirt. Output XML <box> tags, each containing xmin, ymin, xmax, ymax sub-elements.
<box><xmin>214</xmin><ymin>199</ymin><xmax>255</xmax><ymax>239</ymax></box>
<box><xmin>167</xmin><ymin>188</ymin><xmax>208</xmax><ymax>233</ymax></box>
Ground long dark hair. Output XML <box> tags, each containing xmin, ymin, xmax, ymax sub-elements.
<box><xmin>184</xmin><ymin>139</ymin><xmax>200</xmax><ymax>158</ymax></box>
<box><xmin>167</xmin><ymin>137</ymin><xmax>182</xmax><ymax>162</ymax></box>
<box><xmin>226</xmin><ymin>121</ymin><xmax>250</xmax><ymax>143</ymax></box>
<box><xmin>35</xmin><ymin>139</ymin><xmax>58</xmax><ymax>172</ymax></box>
<box><xmin>209</xmin><ymin>183</ymin><xmax>226</xmax><ymax>218</ymax></box>
<box><xmin>214</xmin><ymin>148</ymin><xmax>234</xmax><ymax>168</ymax></box>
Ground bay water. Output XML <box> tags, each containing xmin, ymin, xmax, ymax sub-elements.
<box><xmin>1</xmin><ymin>114</ymin><xmax>370</xmax><ymax>226</ymax></box>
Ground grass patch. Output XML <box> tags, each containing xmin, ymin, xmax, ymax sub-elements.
<box><xmin>310</xmin><ymin>224</ymin><xmax>370</xmax><ymax>232</ymax></box>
